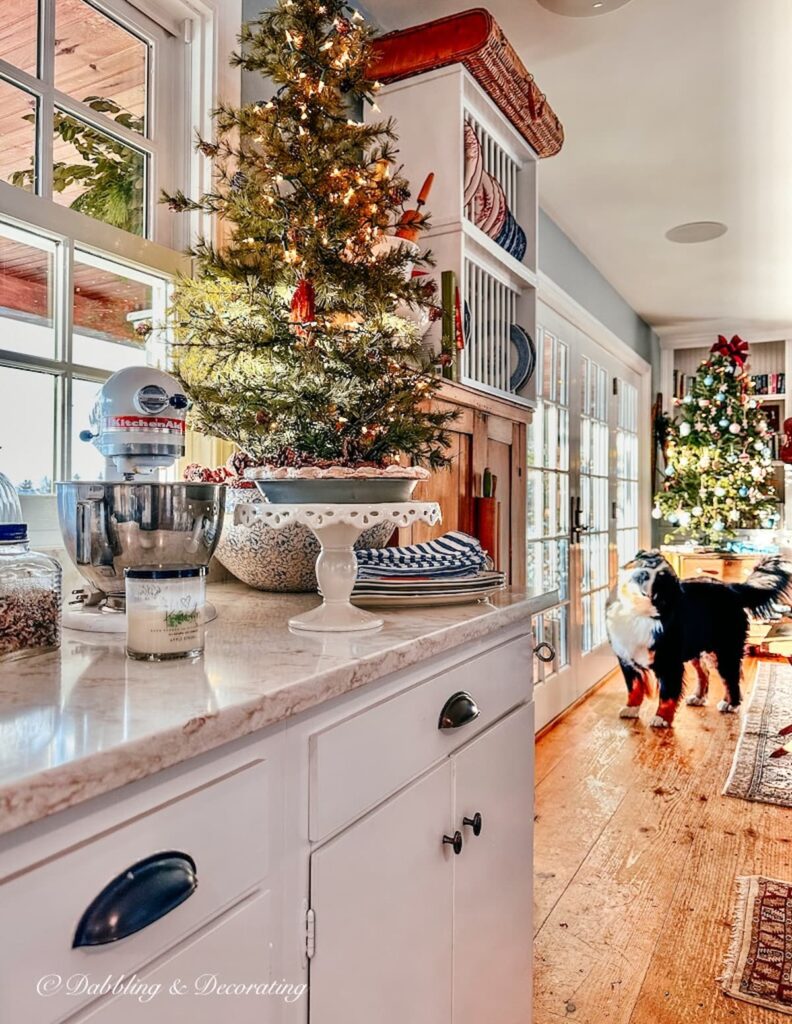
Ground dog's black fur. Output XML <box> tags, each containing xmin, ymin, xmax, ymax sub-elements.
<box><xmin>606</xmin><ymin>550</ymin><xmax>792</xmax><ymax>726</ymax></box>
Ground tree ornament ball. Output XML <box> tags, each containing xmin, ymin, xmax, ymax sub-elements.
<box><xmin>714</xmin><ymin>486</ymin><xmax>726</xmax><ymax>497</ymax></box>
<box><xmin>255</xmin><ymin>409</ymin><xmax>270</xmax><ymax>426</ymax></box>
<box><xmin>712</xmin><ymin>520</ymin><xmax>725</xmax><ymax>531</ymax></box>
<box><xmin>692</xmin><ymin>505</ymin><xmax>703</xmax><ymax>517</ymax></box>
<box><xmin>704</xmin><ymin>375</ymin><xmax>714</xmax><ymax>386</ymax></box>
<box><xmin>679</xmin><ymin>422</ymin><xmax>691</xmax><ymax>437</ymax></box>
<box><xmin>651</xmin><ymin>506</ymin><xmax>662</xmax><ymax>520</ymax></box>
<box><xmin>665</xmin><ymin>465</ymin><xmax>675</xmax><ymax>477</ymax></box>
<box><xmin>729</xmin><ymin>423</ymin><xmax>741</xmax><ymax>434</ymax></box>
<box><xmin>739</xmin><ymin>486</ymin><xmax>749</xmax><ymax>497</ymax></box>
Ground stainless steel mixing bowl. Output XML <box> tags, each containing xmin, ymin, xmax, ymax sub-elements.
<box><xmin>57</xmin><ymin>482</ymin><xmax>225</xmax><ymax>604</ymax></box>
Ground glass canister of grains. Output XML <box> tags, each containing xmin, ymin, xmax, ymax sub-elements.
<box><xmin>125</xmin><ymin>566</ymin><xmax>207</xmax><ymax>661</ymax></box>
<box><xmin>0</xmin><ymin>524</ymin><xmax>62</xmax><ymax>662</ymax></box>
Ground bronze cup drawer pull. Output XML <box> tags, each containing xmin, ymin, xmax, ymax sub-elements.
<box><xmin>438</xmin><ymin>691</ymin><xmax>480</xmax><ymax>730</ymax></box>
<box><xmin>73</xmin><ymin>851</ymin><xmax>197</xmax><ymax>948</ymax></box>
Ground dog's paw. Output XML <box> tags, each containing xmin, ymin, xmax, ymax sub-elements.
<box><xmin>717</xmin><ymin>700</ymin><xmax>739</xmax><ymax>714</ymax></box>
<box><xmin>619</xmin><ymin>706</ymin><xmax>640</xmax><ymax>719</ymax></box>
<box><xmin>685</xmin><ymin>694</ymin><xmax>708</xmax><ymax>707</ymax></box>
<box><xmin>650</xmin><ymin>715</ymin><xmax>671</xmax><ymax>729</ymax></box>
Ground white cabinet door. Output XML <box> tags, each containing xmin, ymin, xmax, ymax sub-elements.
<box><xmin>310</xmin><ymin>762</ymin><xmax>455</xmax><ymax>1024</ymax></box>
<box><xmin>452</xmin><ymin>704</ymin><xmax>534</xmax><ymax>1024</ymax></box>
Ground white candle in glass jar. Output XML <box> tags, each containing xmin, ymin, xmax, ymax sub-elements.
<box><xmin>125</xmin><ymin>566</ymin><xmax>207</xmax><ymax>661</ymax></box>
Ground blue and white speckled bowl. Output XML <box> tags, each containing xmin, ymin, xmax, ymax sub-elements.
<box><xmin>213</xmin><ymin>488</ymin><xmax>396</xmax><ymax>593</ymax></box>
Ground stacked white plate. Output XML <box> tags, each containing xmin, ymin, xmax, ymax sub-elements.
<box><xmin>349</xmin><ymin>570</ymin><xmax>506</xmax><ymax>608</ymax></box>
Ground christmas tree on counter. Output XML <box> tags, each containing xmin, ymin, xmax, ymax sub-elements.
<box><xmin>654</xmin><ymin>335</ymin><xmax>779</xmax><ymax>545</ymax></box>
<box><xmin>164</xmin><ymin>0</ymin><xmax>454</xmax><ymax>470</ymax></box>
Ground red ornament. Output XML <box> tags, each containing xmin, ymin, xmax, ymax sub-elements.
<box><xmin>290</xmin><ymin>277</ymin><xmax>316</xmax><ymax>325</ymax></box>
<box><xmin>710</xmin><ymin>334</ymin><xmax>749</xmax><ymax>367</ymax></box>
<box><xmin>780</xmin><ymin>417</ymin><xmax>792</xmax><ymax>464</ymax></box>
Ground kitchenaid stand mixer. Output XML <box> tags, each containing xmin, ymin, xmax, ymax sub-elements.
<box><xmin>57</xmin><ymin>367</ymin><xmax>225</xmax><ymax>632</ymax></box>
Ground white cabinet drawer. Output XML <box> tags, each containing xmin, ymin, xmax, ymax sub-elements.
<box><xmin>68</xmin><ymin>888</ymin><xmax>292</xmax><ymax>1023</ymax></box>
<box><xmin>1</xmin><ymin>760</ymin><xmax>271</xmax><ymax>1024</ymax></box>
<box><xmin>309</xmin><ymin>634</ymin><xmax>531</xmax><ymax>841</ymax></box>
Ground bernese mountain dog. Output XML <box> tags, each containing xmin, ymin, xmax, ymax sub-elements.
<box><xmin>606</xmin><ymin>550</ymin><xmax>792</xmax><ymax>727</ymax></box>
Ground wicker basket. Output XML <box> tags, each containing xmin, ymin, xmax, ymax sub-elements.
<box><xmin>368</xmin><ymin>8</ymin><xmax>564</xmax><ymax>159</ymax></box>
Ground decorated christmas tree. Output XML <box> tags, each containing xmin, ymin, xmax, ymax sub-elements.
<box><xmin>654</xmin><ymin>335</ymin><xmax>778</xmax><ymax>545</ymax></box>
<box><xmin>164</xmin><ymin>0</ymin><xmax>454</xmax><ymax>471</ymax></box>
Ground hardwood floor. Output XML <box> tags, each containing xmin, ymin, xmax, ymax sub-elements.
<box><xmin>534</xmin><ymin>658</ymin><xmax>792</xmax><ymax>1023</ymax></box>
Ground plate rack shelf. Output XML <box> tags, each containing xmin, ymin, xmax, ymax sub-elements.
<box><xmin>367</xmin><ymin>65</ymin><xmax>540</xmax><ymax>409</ymax></box>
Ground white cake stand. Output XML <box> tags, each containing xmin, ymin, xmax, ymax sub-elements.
<box><xmin>234</xmin><ymin>502</ymin><xmax>442</xmax><ymax>632</ymax></box>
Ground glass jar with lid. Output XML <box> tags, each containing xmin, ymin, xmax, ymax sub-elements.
<box><xmin>0</xmin><ymin>524</ymin><xmax>62</xmax><ymax>662</ymax></box>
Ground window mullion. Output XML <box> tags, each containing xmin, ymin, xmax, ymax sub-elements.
<box><xmin>58</xmin><ymin>237</ymin><xmax>74</xmax><ymax>480</ymax></box>
<box><xmin>37</xmin><ymin>0</ymin><xmax>55</xmax><ymax>200</ymax></box>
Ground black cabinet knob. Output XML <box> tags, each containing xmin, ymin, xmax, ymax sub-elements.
<box><xmin>463</xmin><ymin>812</ymin><xmax>483</xmax><ymax>837</ymax></box>
<box><xmin>73</xmin><ymin>851</ymin><xmax>197</xmax><ymax>948</ymax></box>
<box><xmin>443</xmin><ymin>831</ymin><xmax>463</xmax><ymax>855</ymax></box>
<box><xmin>438</xmin><ymin>691</ymin><xmax>480</xmax><ymax>730</ymax></box>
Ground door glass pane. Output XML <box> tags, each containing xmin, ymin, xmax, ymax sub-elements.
<box><xmin>72</xmin><ymin>254</ymin><xmax>156</xmax><ymax>371</ymax></box>
<box><xmin>616</xmin><ymin>380</ymin><xmax>640</xmax><ymax>568</ymax></box>
<box><xmin>579</xmin><ymin>356</ymin><xmax>610</xmax><ymax>653</ymax></box>
<box><xmin>52</xmin><ymin>110</ymin><xmax>146</xmax><ymax>235</ymax></box>
<box><xmin>529</xmin><ymin>323</ymin><xmax>571</xmax><ymax>677</ymax></box>
<box><xmin>54</xmin><ymin>0</ymin><xmax>148</xmax><ymax>134</ymax></box>
<box><xmin>0</xmin><ymin>1</ymin><xmax>38</xmax><ymax>75</ymax></box>
<box><xmin>0</xmin><ymin>227</ymin><xmax>55</xmax><ymax>358</ymax></box>
<box><xmin>0</xmin><ymin>367</ymin><xmax>56</xmax><ymax>494</ymax></box>
<box><xmin>71</xmin><ymin>378</ymin><xmax>105</xmax><ymax>481</ymax></box>
<box><xmin>0</xmin><ymin>79</ymin><xmax>37</xmax><ymax>192</ymax></box>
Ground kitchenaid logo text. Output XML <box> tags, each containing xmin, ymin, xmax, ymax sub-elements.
<box><xmin>36</xmin><ymin>973</ymin><xmax>307</xmax><ymax>1004</ymax></box>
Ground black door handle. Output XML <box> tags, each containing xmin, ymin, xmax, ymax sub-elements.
<box><xmin>463</xmin><ymin>812</ymin><xmax>483</xmax><ymax>837</ymax></box>
<box><xmin>73</xmin><ymin>851</ymin><xmax>197</xmax><ymax>948</ymax></box>
<box><xmin>438</xmin><ymin>691</ymin><xmax>480</xmax><ymax>730</ymax></box>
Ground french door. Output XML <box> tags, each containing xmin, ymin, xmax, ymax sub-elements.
<box><xmin>528</xmin><ymin>302</ymin><xmax>646</xmax><ymax>730</ymax></box>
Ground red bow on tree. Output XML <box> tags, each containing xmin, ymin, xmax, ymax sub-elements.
<box><xmin>710</xmin><ymin>334</ymin><xmax>749</xmax><ymax>367</ymax></box>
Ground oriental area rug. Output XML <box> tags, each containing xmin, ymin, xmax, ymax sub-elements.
<box><xmin>723</xmin><ymin>661</ymin><xmax>792</xmax><ymax>807</ymax></box>
<box><xmin>721</xmin><ymin>875</ymin><xmax>792</xmax><ymax>1014</ymax></box>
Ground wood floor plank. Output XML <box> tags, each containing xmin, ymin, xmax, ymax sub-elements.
<box><xmin>533</xmin><ymin>661</ymin><xmax>786</xmax><ymax>1024</ymax></box>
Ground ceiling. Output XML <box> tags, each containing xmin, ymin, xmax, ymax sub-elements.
<box><xmin>364</xmin><ymin>0</ymin><xmax>792</xmax><ymax>334</ymax></box>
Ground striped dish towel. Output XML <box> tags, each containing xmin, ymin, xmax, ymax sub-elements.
<box><xmin>356</xmin><ymin>531</ymin><xmax>488</xmax><ymax>580</ymax></box>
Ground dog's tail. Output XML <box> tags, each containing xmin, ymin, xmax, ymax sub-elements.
<box><xmin>728</xmin><ymin>555</ymin><xmax>792</xmax><ymax>619</ymax></box>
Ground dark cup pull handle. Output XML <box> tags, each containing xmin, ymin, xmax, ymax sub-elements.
<box><xmin>463</xmin><ymin>812</ymin><xmax>483</xmax><ymax>837</ymax></box>
<box><xmin>438</xmin><ymin>691</ymin><xmax>480</xmax><ymax>730</ymax></box>
<box><xmin>443</xmin><ymin>831</ymin><xmax>463</xmax><ymax>855</ymax></box>
<box><xmin>73</xmin><ymin>851</ymin><xmax>197</xmax><ymax>948</ymax></box>
<box><xmin>534</xmin><ymin>642</ymin><xmax>556</xmax><ymax>664</ymax></box>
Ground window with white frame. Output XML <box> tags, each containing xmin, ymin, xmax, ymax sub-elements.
<box><xmin>0</xmin><ymin>0</ymin><xmax>203</xmax><ymax>504</ymax></box>
<box><xmin>0</xmin><ymin>0</ymin><xmax>185</xmax><ymax>241</ymax></box>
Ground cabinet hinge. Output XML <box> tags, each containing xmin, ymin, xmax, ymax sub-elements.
<box><xmin>305</xmin><ymin>907</ymin><xmax>316</xmax><ymax>960</ymax></box>
<box><xmin>613</xmin><ymin>376</ymin><xmax>619</xmax><ymax>396</ymax></box>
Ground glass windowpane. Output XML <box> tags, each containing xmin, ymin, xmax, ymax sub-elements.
<box><xmin>72</xmin><ymin>255</ymin><xmax>156</xmax><ymax>371</ymax></box>
<box><xmin>54</xmin><ymin>0</ymin><xmax>147</xmax><ymax>134</ymax></box>
<box><xmin>52</xmin><ymin>111</ymin><xmax>146</xmax><ymax>235</ymax></box>
<box><xmin>0</xmin><ymin>2</ymin><xmax>38</xmax><ymax>74</ymax></box>
<box><xmin>0</xmin><ymin>79</ymin><xmax>37</xmax><ymax>192</ymax></box>
<box><xmin>0</xmin><ymin>366</ymin><xmax>56</xmax><ymax>493</ymax></box>
<box><xmin>0</xmin><ymin>228</ymin><xmax>55</xmax><ymax>358</ymax></box>
<box><xmin>71</xmin><ymin>378</ymin><xmax>106</xmax><ymax>481</ymax></box>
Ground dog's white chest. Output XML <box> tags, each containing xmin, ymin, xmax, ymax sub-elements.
<box><xmin>606</xmin><ymin>600</ymin><xmax>659</xmax><ymax>669</ymax></box>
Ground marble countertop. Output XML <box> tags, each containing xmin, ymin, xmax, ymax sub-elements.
<box><xmin>0</xmin><ymin>583</ymin><xmax>556</xmax><ymax>837</ymax></box>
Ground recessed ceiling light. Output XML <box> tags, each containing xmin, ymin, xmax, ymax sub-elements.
<box><xmin>536</xmin><ymin>0</ymin><xmax>634</xmax><ymax>16</ymax></box>
<box><xmin>665</xmin><ymin>221</ymin><xmax>728</xmax><ymax>244</ymax></box>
